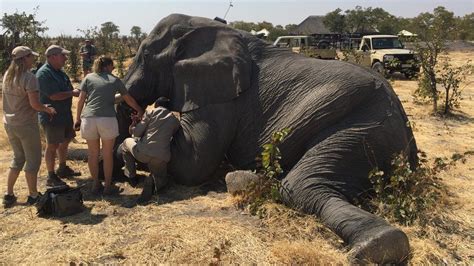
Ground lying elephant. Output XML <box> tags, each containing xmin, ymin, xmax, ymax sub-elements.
<box><xmin>117</xmin><ymin>14</ymin><xmax>418</xmax><ymax>263</ymax></box>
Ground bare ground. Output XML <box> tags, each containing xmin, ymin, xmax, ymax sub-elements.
<box><xmin>0</xmin><ymin>50</ymin><xmax>473</xmax><ymax>264</ymax></box>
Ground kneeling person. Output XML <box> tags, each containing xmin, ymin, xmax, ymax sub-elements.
<box><xmin>119</xmin><ymin>97</ymin><xmax>180</xmax><ymax>204</ymax></box>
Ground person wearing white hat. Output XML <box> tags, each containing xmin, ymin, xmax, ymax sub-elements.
<box><xmin>2</xmin><ymin>46</ymin><xmax>57</xmax><ymax>208</ymax></box>
<box><xmin>36</xmin><ymin>44</ymin><xmax>81</xmax><ymax>187</ymax></box>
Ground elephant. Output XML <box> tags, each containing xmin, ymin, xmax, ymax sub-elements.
<box><xmin>116</xmin><ymin>14</ymin><xmax>418</xmax><ymax>263</ymax></box>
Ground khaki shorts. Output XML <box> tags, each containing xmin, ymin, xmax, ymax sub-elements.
<box><xmin>42</xmin><ymin>121</ymin><xmax>76</xmax><ymax>144</ymax></box>
<box><xmin>4</xmin><ymin>123</ymin><xmax>42</xmax><ymax>173</ymax></box>
<box><xmin>81</xmin><ymin>117</ymin><xmax>119</xmax><ymax>140</ymax></box>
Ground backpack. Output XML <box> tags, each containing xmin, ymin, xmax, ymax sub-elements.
<box><xmin>36</xmin><ymin>185</ymin><xmax>85</xmax><ymax>217</ymax></box>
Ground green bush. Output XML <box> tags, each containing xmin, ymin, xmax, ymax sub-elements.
<box><xmin>238</xmin><ymin>128</ymin><xmax>290</xmax><ymax>217</ymax></box>
<box><xmin>365</xmin><ymin>151</ymin><xmax>457</xmax><ymax>226</ymax></box>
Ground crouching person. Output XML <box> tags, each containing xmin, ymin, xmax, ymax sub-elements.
<box><xmin>118</xmin><ymin>97</ymin><xmax>180</xmax><ymax>204</ymax></box>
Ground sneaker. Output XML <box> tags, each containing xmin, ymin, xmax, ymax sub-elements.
<box><xmin>91</xmin><ymin>182</ymin><xmax>104</xmax><ymax>195</ymax></box>
<box><xmin>26</xmin><ymin>192</ymin><xmax>43</xmax><ymax>205</ymax></box>
<box><xmin>47</xmin><ymin>173</ymin><xmax>67</xmax><ymax>187</ymax></box>
<box><xmin>56</xmin><ymin>165</ymin><xmax>81</xmax><ymax>178</ymax></box>
<box><xmin>3</xmin><ymin>194</ymin><xmax>17</xmax><ymax>208</ymax></box>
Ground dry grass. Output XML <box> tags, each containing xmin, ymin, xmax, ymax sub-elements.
<box><xmin>0</xmin><ymin>50</ymin><xmax>473</xmax><ymax>264</ymax></box>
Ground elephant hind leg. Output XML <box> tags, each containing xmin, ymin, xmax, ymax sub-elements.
<box><xmin>280</xmin><ymin>127</ymin><xmax>410</xmax><ymax>263</ymax></box>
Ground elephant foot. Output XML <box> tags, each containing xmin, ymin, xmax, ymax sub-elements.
<box><xmin>349</xmin><ymin>226</ymin><xmax>410</xmax><ymax>264</ymax></box>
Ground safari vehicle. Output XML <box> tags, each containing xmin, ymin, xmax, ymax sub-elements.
<box><xmin>273</xmin><ymin>35</ymin><xmax>337</xmax><ymax>60</ymax></box>
<box><xmin>351</xmin><ymin>35</ymin><xmax>420</xmax><ymax>79</ymax></box>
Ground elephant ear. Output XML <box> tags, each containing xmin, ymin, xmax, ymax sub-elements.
<box><xmin>170</xmin><ymin>26</ymin><xmax>252</xmax><ymax>112</ymax></box>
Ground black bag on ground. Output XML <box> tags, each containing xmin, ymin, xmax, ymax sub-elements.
<box><xmin>36</xmin><ymin>185</ymin><xmax>85</xmax><ymax>217</ymax></box>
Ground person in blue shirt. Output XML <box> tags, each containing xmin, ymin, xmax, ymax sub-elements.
<box><xmin>36</xmin><ymin>45</ymin><xmax>81</xmax><ymax>187</ymax></box>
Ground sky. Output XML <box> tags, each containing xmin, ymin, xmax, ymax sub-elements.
<box><xmin>1</xmin><ymin>0</ymin><xmax>473</xmax><ymax>37</ymax></box>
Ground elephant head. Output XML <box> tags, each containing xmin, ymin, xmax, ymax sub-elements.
<box><xmin>122</xmin><ymin>14</ymin><xmax>252</xmax><ymax>111</ymax></box>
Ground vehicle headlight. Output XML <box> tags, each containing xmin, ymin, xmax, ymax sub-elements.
<box><xmin>383</xmin><ymin>55</ymin><xmax>394</xmax><ymax>61</ymax></box>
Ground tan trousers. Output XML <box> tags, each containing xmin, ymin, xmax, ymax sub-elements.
<box><xmin>120</xmin><ymin>137</ymin><xmax>167</xmax><ymax>180</ymax></box>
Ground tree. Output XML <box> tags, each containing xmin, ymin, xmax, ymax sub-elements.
<box><xmin>344</xmin><ymin>6</ymin><xmax>371</xmax><ymax>33</ymax></box>
<box><xmin>268</xmin><ymin>25</ymin><xmax>287</xmax><ymax>41</ymax></box>
<box><xmin>130</xmin><ymin>26</ymin><xmax>142</xmax><ymax>40</ymax></box>
<box><xmin>229</xmin><ymin>21</ymin><xmax>257</xmax><ymax>32</ymax></box>
<box><xmin>323</xmin><ymin>8</ymin><xmax>346</xmax><ymax>33</ymax></box>
<box><xmin>98</xmin><ymin>21</ymin><xmax>120</xmax><ymax>55</ymax></box>
<box><xmin>412</xmin><ymin>6</ymin><xmax>457</xmax><ymax>113</ymax></box>
<box><xmin>130</xmin><ymin>26</ymin><xmax>143</xmax><ymax>50</ymax></box>
<box><xmin>100</xmin><ymin>21</ymin><xmax>120</xmax><ymax>39</ymax></box>
<box><xmin>437</xmin><ymin>59</ymin><xmax>472</xmax><ymax>114</ymax></box>
<box><xmin>284</xmin><ymin>24</ymin><xmax>298</xmax><ymax>33</ymax></box>
<box><xmin>370</xmin><ymin>7</ymin><xmax>399</xmax><ymax>34</ymax></box>
<box><xmin>256</xmin><ymin>21</ymin><xmax>273</xmax><ymax>31</ymax></box>
<box><xmin>456</xmin><ymin>13</ymin><xmax>474</xmax><ymax>40</ymax></box>
<box><xmin>76</xmin><ymin>26</ymin><xmax>100</xmax><ymax>40</ymax></box>
<box><xmin>0</xmin><ymin>6</ymin><xmax>48</xmax><ymax>72</ymax></box>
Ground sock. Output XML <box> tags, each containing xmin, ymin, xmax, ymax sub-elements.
<box><xmin>59</xmin><ymin>162</ymin><xmax>66</xmax><ymax>169</ymax></box>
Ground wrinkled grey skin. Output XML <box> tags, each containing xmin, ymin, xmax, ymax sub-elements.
<box><xmin>118</xmin><ymin>14</ymin><xmax>418</xmax><ymax>263</ymax></box>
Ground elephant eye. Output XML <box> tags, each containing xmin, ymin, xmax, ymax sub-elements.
<box><xmin>144</xmin><ymin>49</ymin><xmax>150</xmax><ymax>57</ymax></box>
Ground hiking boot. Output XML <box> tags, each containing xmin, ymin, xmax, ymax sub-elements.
<box><xmin>26</xmin><ymin>192</ymin><xmax>43</xmax><ymax>205</ymax></box>
<box><xmin>103</xmin><ymin>185</ymin><xmax>123</xmax><ymax>196</ymax></box>
<box><xmin>91</xmin><ymin>182</ymin><xmax>104</xmax><ymax>195</ymax></box>
<box><xmin>47</xmin><ymin>173</ymin><xmax>67</xmax><ymax>187</ymax></box>
<box><xmin>137</xmin><ymin>175</ymin><xmax>155</xmax><ymax>205</ymax></box>
<box><xmin>128</xmin><ymin>176</ymin><xmax>139</xmax><ymax>188</ymax></box>
<box><xmin>56</xmin><ymin>165</ymin><xmax>81</xmax><ymax>178</ymax></box>
<box><xmin>3</xmin><ymin>194</ymin><xmax>17</xmax><ymax>208</ymax></box>
<box><xmin>151</xmin><ymin>174</ymin><xmax>168</xmax><ymax>192</ymax></box>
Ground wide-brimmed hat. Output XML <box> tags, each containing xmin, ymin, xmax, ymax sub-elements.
<box><xmin>45</xmin><ymin>45</ymin><xmax>71</xmax><ymax>56</ymax></box>
<box><xmin>12</xmin><ymin>46</ymin><xmax>39</xmax><ymax>60</ymax></box>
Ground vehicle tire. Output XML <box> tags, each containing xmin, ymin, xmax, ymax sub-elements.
<box><xmin>318</xmin><ymin>41</ymin><xmax>330</xmax><ymax>49</ymax></box>
<box><xmin>372</xmin><ymin>62</ymin><xmax>388</xmax><ymax>78</ymax></box>
<box><xmin>404</xmin><ymin>72</ymin><xmax>416</xmax><ymax>80</ymax></box>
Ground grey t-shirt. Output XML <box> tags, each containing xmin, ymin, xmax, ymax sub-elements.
<box><xmin>79</xmin><ymin>72</ymin><xmax>128</xmax><ymax>117</ymax></box>
<box><xmin>2</xmin><ymin>71</ymin><xmax>40</xmax><ymax>126</ymax></box>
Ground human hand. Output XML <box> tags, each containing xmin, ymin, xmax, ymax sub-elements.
<box><xmin>74</xmin><ymin>120</ymin><xmax>81</xmax><ymax>131</ymax></box>
<box><xmin>136</xmin><ymin>109</ymin><xmax>144</xmax><ymax>120</ymax></box>
<box><xmin>44</xmin><ymin>105</ymin><xmax>57</xmax><ymax>116</ymax></box>
<box><xmin>130</xmin><ymin>112</ymin><xmax>140</xmax><ymax>125</ymax></box>
<box><xmin>72</xmin><ymin>89</ymin><xmax>80</xmax><ymax>97</ymax></box>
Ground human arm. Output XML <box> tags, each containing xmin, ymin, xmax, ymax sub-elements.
<box><xmin>122</xmin><ymin>94</ymin><xmax>144</xmax><ymax>119</ymax></box>
<box><xmin>74</xmin><ymin>90</ymin><xmax>87</xmax><ymax>130</ymax></box>
<box><xmin>49</xmin><ymin>89</ymin><xmax>80</xmax><ymax>101</ymax></box>
<box><xmin>114</xmin><ymin>93</ymin><xmax>124</xmax><ymax>104</ymax></box>
<box><xmin>27</xmin><ymin>91</ymin><xmax>56</xmax><ymax>115</ymax></box>
<box><xmin>130</xmin><ymin>113</ymin><xmax>149</xmax><ymax>137</ymax></box>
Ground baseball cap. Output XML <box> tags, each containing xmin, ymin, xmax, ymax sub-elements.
<box><xmin>12</xmin><ymin>46</ymin><xmax>39</xmax><ymax>60</ymax></box>
<box><xmin>45</xmin><ymin>45</ymin><xmax>71</xmax><ymax>56</ymax></box>
<box><xmin>154</xmin><ymin>97</ymin><xmax>171</xmax><ymax>108</ymax></box>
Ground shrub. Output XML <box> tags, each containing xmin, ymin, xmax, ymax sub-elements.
<box><xmin>237</xmin><ymin>128</ymin><xmax>290</xmax><ymax>217</ymax></box>
<box><xmin>364</xmin><ymin>151</ymin><xmax>469</xmax><ymax>226</ymax></box>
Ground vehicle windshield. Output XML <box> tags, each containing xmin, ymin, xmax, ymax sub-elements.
<box><xmin>371</xmin><ymin>38</ymin><xmax>404</xmax><ymax>49</ymax></box>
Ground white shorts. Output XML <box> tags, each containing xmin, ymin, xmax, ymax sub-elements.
<box><xmin>80</xmin><ymin>117</ymin><xmax>119</xmax><ymax>140</ymax></box>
